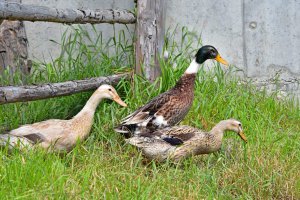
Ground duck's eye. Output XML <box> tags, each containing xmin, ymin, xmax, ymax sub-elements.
<box><xmin>108</xmin><ymin>88</ymin><xmax>112</xmax><ymax>91</ymax></box>
<box><xmin>238</xmin><ymin>123</ymin><xmax>242</xmax><ymax>127</ymax></box>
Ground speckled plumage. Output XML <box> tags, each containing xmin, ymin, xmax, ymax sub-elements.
<box><xmin>0</xmin><ymin>85</ymin><xmax>126</xmax><ymax>153</ymax></box>
<box><xmin>115</xmin><ymin>74</ymin><xmax>196</xmax><ymax>138</ymax></box>
<box><xmin>126</xmin><ymin>119</ymin><xmax>247</xmax><ymax>162</ymax></box>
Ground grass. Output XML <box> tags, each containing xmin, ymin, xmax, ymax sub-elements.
<box><xmin>0</xmin><ymin>25</ymin><xmax>299</xmax><ymax>199</ymax></box>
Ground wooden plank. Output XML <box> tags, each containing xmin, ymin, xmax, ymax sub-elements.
<box><xmin>135</xmin><ymin>0</ymin><xmax>165</xmax><ymax>82</ymax></box>
<box><xmin>0</xmin><ymin>73</ymin><xmax>129</xmax><ymax>104</ymax></box>
<box><xmin>0</xmin><ymin>2</ymin><xmax>136</xmax><ymax>24</ymax></box>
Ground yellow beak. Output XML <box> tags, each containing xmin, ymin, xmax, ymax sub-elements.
<box><xmin>214</xmin><ymin>54</ymin><xmax>229</xmax><ymax>66</ymax></box>
<box><xmin>113</xmin><ymin>96</ymin><xmax>127</xmax><ymax>107</ymax></box>
<box><xmin>238</xmin><ymin>131</ymin><xmax>247</xmax><ymax>143</ymax></box>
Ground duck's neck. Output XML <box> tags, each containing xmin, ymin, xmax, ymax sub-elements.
<box><xmin>73</xmin><ymin>91</ymin><xmax>104</xmax><ymax>120</ymax></box>
<box><xmin>174</xmin><ymin>73</ymin><xmax>196</xmax><ymax>93</ymax></box>
<box><xmin>184</xmin><ymin>59</ymin><xmax>201</xmax><ymax>74</ymax></box>
<box><xmin>172</xmin><ymin>59</ymin><xmax>201</xmax><ymax>91</ymax></box>
<box><xmin>210</xmin><ymin>121</ymin><xmax>228</xmax><ymax>142</ymax></box>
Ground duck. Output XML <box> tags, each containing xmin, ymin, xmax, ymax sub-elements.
<box><xmin>0</xmin><ymin>84</ymin><xmax>127</xmax><ymax>153</ymax></box>
<box><xmin>115</xmin><ymin>45</ymin><xmax>228</xmax><ymax>138</ymax></box>
<box><xmin>126</xmin><ymin>119</ymin><xmax>247</xmax><ymax>162</ymax></box>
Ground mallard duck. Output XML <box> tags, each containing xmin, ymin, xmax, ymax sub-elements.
<box><xmin>0</xmin><ymin>84</ymin><xmax>127</xmax><ymax>152</ymax></box>
<box><xmin>126</xmin><ymin>119</ymin><xmax>247</xmax><ymax>162</ymax></box>
<box><xmin>115</xmin><ymin>45</ymin><xmax>228</xmax><ymax>137</ymax></box>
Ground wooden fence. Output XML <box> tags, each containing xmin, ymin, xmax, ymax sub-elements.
<box><xmin>0</xmin><ymin>0</ymin><xmax>165</xmax><ymax>104</ymax></box>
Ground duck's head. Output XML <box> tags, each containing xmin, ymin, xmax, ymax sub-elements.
<box><xmin>195</xmin><ymin>45</ymin><xmax>228</xmax><ymax>66</ymax></box>
<box><xmin>223</xmin><ymin>119</ymin><xmax>247</xmax><ymax>143</ymax></box>
<box><xmin>96</xmin><ymin>84</ymin><xmax>127</xmax><ymax>107</ymax></box>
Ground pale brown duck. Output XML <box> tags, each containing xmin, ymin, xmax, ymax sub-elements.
<box><xmin>126</xmin><ymin>119</ymin><xmax>247</xmax><ymax>162</ymax></box>
<box><xmin>0</xmin><ymin>85</ymin><xmax>127</xmax><ymax>153</ymax></box>
<box><xmin>115</xmin><ymin>45</ymin><xmax>228</xmax><ymax>138</ymax></box>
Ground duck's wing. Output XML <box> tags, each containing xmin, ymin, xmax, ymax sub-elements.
<box><xmin>121</xmin><ymin>90</ymin><xmax>174</xmax><ymax>125</ymax></box>
<box><xmin>126</xmin><ymin>136</ymin><xmax>176</xmax><ymax>162</ymax></box>
<box><xmin>22</xmin><ymin>133</ymin><xmax>47</xmax><ymax>144</ymax></box>
<box><xmin>141</xmin><ymin>125</ymin><xmax>199</xmax><ymax>146</ymax></box>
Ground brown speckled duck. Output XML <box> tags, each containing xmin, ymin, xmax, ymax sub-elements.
<box><xmin>0</xmin><ymin>85</ymin><xmax>127</xmax><ymax>153</ymax></box>
<box><xmin>115</xmin><ymin>45</ymin><xmax>228</xmax><ymax>138</ymax></box>
<box><xmin>126</xmin><ymin>119</ymin><xmax>247</xmax><ymax>162</ymax></box>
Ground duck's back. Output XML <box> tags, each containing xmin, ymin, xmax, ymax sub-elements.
<box><xmin>10</xmin><ymin>119</ymin><xmax>69</xmax><ymax>139</ymax></box>
<box><xmin>115</xmin><ymin>73</ymin><xmax>196</xmax><ymax>137</ymax></box>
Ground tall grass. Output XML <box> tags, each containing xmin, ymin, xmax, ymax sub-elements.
<box><xmin>0</xmin><ymin>25</ymin><xmax>299</xmax><ymax>199</ymax></box>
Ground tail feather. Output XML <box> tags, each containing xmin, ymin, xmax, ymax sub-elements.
<box><xmin>114</xmin><ymin>124</ymin><xmax>137</xmax><ymax>138</ymax></box>
<box><xmin>0</xmin><ymin>134</ymin><xmax>33</xmax><ymax>151</ymax></box>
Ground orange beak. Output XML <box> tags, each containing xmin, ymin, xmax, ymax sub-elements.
<box><xmin>113</xmin><ymin>96</ymin><xmax>127</xmax><ymax>107</ymax></box>
<box><xmin>238</xmin><ymin>131</ymin><xmax>247</xmax><ymax>143</ymax></box>
<box><xmin>214</xmin><ymin>54</ymin><xmax>229</xmax><ymax>66</ymax></box>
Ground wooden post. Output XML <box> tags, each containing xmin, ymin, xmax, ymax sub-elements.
<box><xmin>135</xmin><ymin>0</ymin><xmax>165</xmax><ymax>82</ymax></box>
<box><xmin>0</xmin><ymin>0</ymin><xmax>31</xmax><ymax>77</ymax></box>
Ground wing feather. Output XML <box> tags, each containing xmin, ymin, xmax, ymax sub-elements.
<box><xmin>121</xmin><ymin>90</ymin><xmax>174</xmax><ymax>125</ymax></box>
<box><xmin>140</xmin><ymin>125</ymin><xmax>199</xmax><ymax>146</ymax></box>
<box><xmin>22</xmin><ymin>133</ymin><xmax>47</xmax><ymax>144</ymax></box>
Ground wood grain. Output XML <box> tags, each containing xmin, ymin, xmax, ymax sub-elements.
<box><xmin>0</xmin><ymin>2</ymin><xmax>136</xmax><ymax>24</ymax></box>
<box><xmin>0</xmin><ymin>73</ymin><xmax>129</xmax><ymax>104</ymax></box>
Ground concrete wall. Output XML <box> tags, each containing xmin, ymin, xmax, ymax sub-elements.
<box><xmin>166</xmin><ymin>0</ymin><xmax>300</xmax><ymax>97</ymax></box>
<box><xmin>23</xmin><ymin>0</ymin><xmax>134</xmax><ymax>61</ymax></box>
<box><xmin>22</xmin><ymin>0</ymin><xmax>300</xmax><ymax>97</ymax></box>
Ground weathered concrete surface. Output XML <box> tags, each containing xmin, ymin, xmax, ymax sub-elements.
<box><xmin>165</xmin><ymin>0</ymin><xmax>300</xmax><ymax>97</ymax></box>
<box><xmin>165</xmin><ymin>0</ymin><xmax>245</xmax><ymax>69</ymax></box>
<box><xmin>243</xmin><ymin>0</ymin><xmax>300</xmax><ymax>97</ymax></box>
<box><xmin>12</xmin><ymin>0</ymin><xmax>300</xmax><ymax>97</ymax></box>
